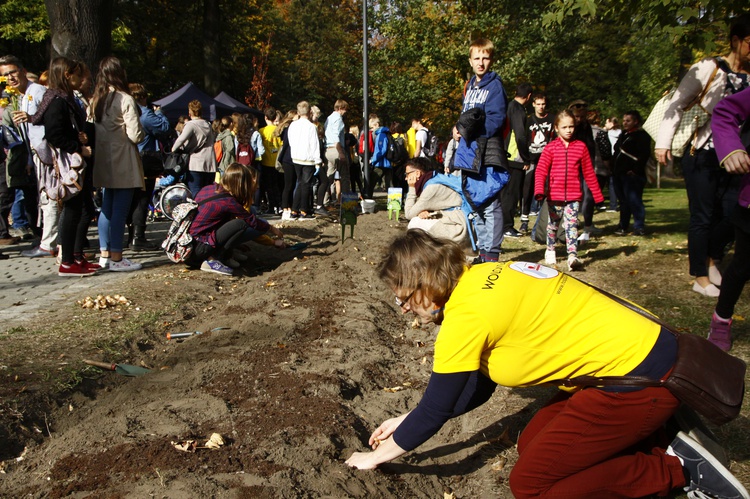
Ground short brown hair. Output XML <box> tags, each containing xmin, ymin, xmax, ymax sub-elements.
<box><xmin>220</xmin><ymin>163</ymin><xmax>258</xmax><ymax>210</ymax></box>
<box><xmin>334</xmin><ymin>99</ymin><xmax>348</xmax><ymax>111</ymax></box>
<box><xmin>188</xmin><ymin>99</ymin><xmax>202</xmax><ymax>117</ymax></box>
<box><xmin>469</xmin><ymin>38</ymin><xmax>494</xmax><ymax>58</ymax></box>
<box><xmin>379</xmin><ymin>230</ymin><xmax>466</xmax><ymax>308</ymax></box>
<box><xmin>297</xmin><ymin>101</ymin><xmax>310</xmax><ymax>117</ymax></box>
<box><xmin>129</xmin><ymin>83</ymin><xmax>147</xmax><ymax>101</ymax></box>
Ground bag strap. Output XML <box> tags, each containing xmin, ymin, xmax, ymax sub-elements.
<box><xmin>196</xmin><ymin>191</ymin><xmax>232</xmax><ymax>206</ymax></box>
<box><xmin>684</xmin><ymin>58</ymin><xmax>720</xmax><ymax>113</ymax></box>
<box><xmin>557</xmin><ymin>276</ymin><xmax>678</xmax><ymax>389</ymax></box>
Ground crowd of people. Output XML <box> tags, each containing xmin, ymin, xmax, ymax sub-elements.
<box><xmin>1</xmin><ymin>13</ymin><xmax>750</xmax><ymax>498</ymax></box>
<box><xmin>344</xmin><ymin>16</ymin><xmax>750</xmax><ymax>499</ymax></box>
<box><xmin>0</xmin><ymin>54</ymin><xmax>285</xmax><ymax>277</ymax></box>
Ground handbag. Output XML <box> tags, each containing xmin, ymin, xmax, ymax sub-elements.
<box><xmin>643</xmin><ymin>58</ymin><xmax>720</xmax><ymax>158</ymax></box>
<box><xmin>164</xmin><ymin>151</ymin><xmax>190</xmax><ymax>175</ymax></box>
<box><xmin>558</xmin><ymin>279</ymin><xmax>746</xmax><ymax>426</ymax></box>
<box><xmin>275</xmin><ymin>142</ymin><xmax>287</xmax><ymax>173</ymax></box>
<box><xmin>37</xmin><ymin>144</ymin><xmax>86</xmax><ymax>203</ymax></box>
<box><xmin>141</xmin><ymin>151</ymin><xmax>165</xmax><ymax>178</ymax></box>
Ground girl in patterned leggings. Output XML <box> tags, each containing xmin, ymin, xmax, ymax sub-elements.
<box><xmin>534</xmin><ymin>110</ymin><xmax>603</xmax><ymax>271</ymax></box>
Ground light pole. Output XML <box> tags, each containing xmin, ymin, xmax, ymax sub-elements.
<box><xmin>362</xmin><ymin>0</ymin><xmax>371</xmax><ymax>197</ymax></box>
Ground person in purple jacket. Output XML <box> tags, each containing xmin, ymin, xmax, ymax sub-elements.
<box><xmin>708</xmin><ymin>86</ymin><xmax>750</xmax><ymax>351</ymax></box>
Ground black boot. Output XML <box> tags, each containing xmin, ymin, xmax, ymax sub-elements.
<box><xmin>131</xmin><ymin>224</ymin><xmax>158</xmax><ymax>251</ymax></box>
<box><xmin>123</xmin><ymin>225</ymin><xmax>133</xmax><ymax>249</ymax></box>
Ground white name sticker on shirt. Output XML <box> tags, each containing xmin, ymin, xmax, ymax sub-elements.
<box><xmin>510</xmin><ymin>262</ymin><xmax>559</xmax><ymax>279</ymax></box>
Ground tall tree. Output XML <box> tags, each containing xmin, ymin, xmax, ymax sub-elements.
<box><xmin>45</xmin><ymin>0</ymin><xmax>113</xmax><ymax>72</ymax></box>
<box><xmin>203</xmin><ymin>0</ymin><xmax>221</xmax><ymax>95</ymax></box>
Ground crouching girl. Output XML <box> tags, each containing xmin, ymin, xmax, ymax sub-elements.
<box><xmin>188</xmin><ymin>163</ymin><xmax>283</xmax><ymax>275</ymax></box>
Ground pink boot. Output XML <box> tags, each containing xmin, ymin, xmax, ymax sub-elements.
<box><xmin>708</xmin><ymin>313</ymin><xmax>732</xmax><ymax>352</ymax></box>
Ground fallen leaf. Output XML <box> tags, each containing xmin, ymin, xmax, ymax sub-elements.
<box><xmin>383</xmin><ymin>386</ymin><xmax>405</xmax><ymax>393</ymax></box>
<box><xmin>205</xmin><ymin>433</ymin><xmax>225</xmax><ymax>449</ymax></box>
<box><xmin>629</xmin><ymin>270</ymin><xmax>639</xmax><ymax>276</ymax></box>
<box><xmin>734</xmin><ymin>315</ymin><xmax>745</xmax><ymax>322</ymax></box>
<box><xmin>488</xmin><ymin>427</ymin><xmax>514</xmax><ymax>448</ymax></box>
<box><xmin>490</xmin><ymin>456</ymin><xmax>507</xmax><ymax>471</ymax></box>
<box><xmin>411</xmin><ymin>318</ymin><xmax>421</xmax><ymax>329</ymax></box>
<box><xmin>171</xmin><ymin>440</ymin><xmax>197</xmax><ymax>452</ymax></box>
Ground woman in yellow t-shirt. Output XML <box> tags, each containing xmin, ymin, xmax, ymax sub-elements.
<box><xmin>345</xmin><ymin>230</ymin><xmax>748</xmax><ymax>499</ymax></box>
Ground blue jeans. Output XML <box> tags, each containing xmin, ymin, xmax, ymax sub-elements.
<box><xmin>98</xmin><ymin>188</ymin><xmax>136</xmax><ymax>252</ymax></box>
<box><xmin>11</xmin><ymin>189</ymin><xmax>28</xmax><ymax>228</ymax></box>
<box><xmin>613</xmin><ymin>174</ymin><xmax>646</xmax><ymax>231</ymax></box>
<box><xmin>681</xmin><ymin>148</ymin><xmax>738</xmax><ymax>277</ymax></box>
<box><xmin>474</xmin><ymin>194</ymin><xmax>503</xmax><ymax>260</ymax></box>
<box><xmin>186</xmin><ymin>171</ymin><xmax>215</xmax><ymax>199</ymax></box>
<box><xmin>608</xmin><ymin>176</ymin><xmax>619</xmax><ymax>210</ymax></box>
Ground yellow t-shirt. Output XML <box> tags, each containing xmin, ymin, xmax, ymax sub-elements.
<box><xmin>259</xmin><ymin>125</ymin><xmax>282</xmax><ymax>167</ymax></box>
<box><xmin>434</xmin><ymin>262</ymin><xmax>660</xmax><ymax>389</ymax></box>
<box><xmin>406</xmin><ymin>127</ymin><xmax>417</xmax><ymax>158</ymax></box>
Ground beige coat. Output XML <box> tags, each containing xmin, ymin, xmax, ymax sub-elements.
<box><xmin>172</xmin><ymin>118</ymin><xmax>217</xmax><ymax>173</ymax></box>
<box><xmin>655</xmin><ymin>57</ymin><xmax>729</xmax><ymax>152</ymax></box>
<box><xmin>93</xmin><ymin>90</ymin><xmax>146</xmax><ymax>189</ymax></box>
<box><xmin>404</xmin><ymin>183</ymin><xmax>468</xmax><ymax>246</ymax></box>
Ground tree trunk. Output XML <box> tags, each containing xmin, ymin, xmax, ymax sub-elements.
<box><xmin>203</xmin><ymin>0</ymin><xmax>221</xmax><ymax>95</ymax></box>
<box><xmin>45</xmin><ymin>0</ymin><xmax>113</xmax><ymax>74</ymax></box>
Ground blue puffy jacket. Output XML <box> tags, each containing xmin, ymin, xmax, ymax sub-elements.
<box><xmin>371</xmin><ymin>127</ymin><xmax>392</xmax><ymax>168</ymax></box>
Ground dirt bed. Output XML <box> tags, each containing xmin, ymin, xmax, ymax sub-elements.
<box><xmin>0</xmin><ymin>205</ymin><xmax>747</xmax><ymax>498</ymax></box>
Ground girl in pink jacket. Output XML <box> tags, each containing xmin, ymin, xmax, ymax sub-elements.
<box><xmin>534</xmin><ymin>110</ymin><xmax>604</xmax><ymax>271</ymax></box>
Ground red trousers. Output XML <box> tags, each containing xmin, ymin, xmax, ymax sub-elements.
<box><xmin>510</xmin><ymin>387</ymin><xmax>686</xmax><ymax>498</ymax></box>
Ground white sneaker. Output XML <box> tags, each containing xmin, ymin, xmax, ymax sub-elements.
<box><xmin>99</xmin><ymin>257</ymin><xmax>109</xmax><ymax>270</ymax></box>
<box><xmin>568</xmin><ymin>255</ymin><xmax>583</xmax><ymax>271</ymax></box>
<box><xmin>544</xmin><ymin>249</ymin><xmax>556</xmax><ymax>266</ymax></box>
<box><xmin>281</xmin><ymin>211</ymin><xmax>292</xmax><ymax>221</ymax></box>
<box><xmin>577</xmin><ymin>231</ymin><xmax>590</xmax><ymax>244</ymax></box>
<box><xmin>108</xmin><ymin>257</ymin><xmax>142</xmax><ymax>272</ymax></box>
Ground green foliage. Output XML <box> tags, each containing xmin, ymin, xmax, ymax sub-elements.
<box><xmin>2</xmin><ymin>0</ymin><xmax>745</xmax><ymax>142</ymax></box>
<box><xmin>0</xmin><ymin>0</ymin><xmax>48</xmax><ymax>42</ymax></box>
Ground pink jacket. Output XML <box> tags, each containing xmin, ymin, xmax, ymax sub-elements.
<box><xmin>534</xmin><ymin>138</ymin><xmax>604</xmax><ymax>204</ymax></box>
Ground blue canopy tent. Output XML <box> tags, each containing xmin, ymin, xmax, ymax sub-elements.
<box><xmin>153</xmin><ymin>82</ymin><xmax>236</xmax><ymax>123</ymax></box>
<box><xmin>214</xmin><ymin>92</ymin><xmax>265</xmax><ymax>123</ymax></box>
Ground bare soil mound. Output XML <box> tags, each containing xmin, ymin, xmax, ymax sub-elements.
<box><xmin>0</xmin><ymin>211</ymin><xmax>541</xmax><ymax>498</ymax></box>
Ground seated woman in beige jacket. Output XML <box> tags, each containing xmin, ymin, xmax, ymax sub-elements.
<box><xmin>404</xmin><ymin>158</ymin><xmax>469</xmax><ymax>246</ymax></box>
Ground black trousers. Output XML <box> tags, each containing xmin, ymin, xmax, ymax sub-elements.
<box><xmin>500</xmin><ymin>167</ymin><xmax>524</xmax><ymax>232</ymax></box>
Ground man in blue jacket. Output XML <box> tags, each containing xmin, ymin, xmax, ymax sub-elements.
<box><xmin>453</xmin><ymin>38</ymin><xmax>509</xmax><ymax>263</ymax></box>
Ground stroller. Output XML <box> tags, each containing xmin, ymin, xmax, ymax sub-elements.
<box><xmin>148</xmin><ymin>161</ymin><xmax>193</xmax><ymax>222</ymax></box>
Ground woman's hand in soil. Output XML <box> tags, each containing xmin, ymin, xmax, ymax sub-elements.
<box><xmin>368</xmin><ymin>413</ymin><xmax>409</xmax><ymax>448</ymax></box>
<box><xmin>346</xmin><ymin>436</ymin><xmax>407</xmax><ymax>470</ymax></box>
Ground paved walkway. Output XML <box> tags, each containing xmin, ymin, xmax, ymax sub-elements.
<box><xmin>0</xmin><ymin>220</ymin><xmax>176</xmax><ymax>324</ymax></box>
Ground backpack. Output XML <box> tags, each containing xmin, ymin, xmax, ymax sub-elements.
<box><xmin>424</xmin><ymin>173</ymin><xmax>480</xmax><ymax>251</ymax></box>
<box><xmin>213</xmin><ymin>140</ymin><xmax>224</xmax><ymax>164</ymax></box>
<box><xmin>36</xmin><ymin>141</ymin><xmax>86</xmax><ymax>203</ymax></box>
<box><xmin>236</xmin><ymin>142</ymin><xmax>255</xmax><ymax>166</ymax></box>
<box><xmin>161</xmin><ymin>192</ymin><xmax>231</xmax><ymax>263</ymax></box>
<box><xmin>386</xmin><ymin>134</ymin><xmax>408</xmax><ymax>165</ymax></box>
<box><xmin>423</xmin><ymin>129</ymin><xmax>439</xmax><ymax>157</ymax></box>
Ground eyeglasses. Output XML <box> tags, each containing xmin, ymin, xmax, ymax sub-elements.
<box><xmin>395</xmin><ymin>289</ymin><xmax>415</xmax><ymax>309</ymax></box>
<box><xmin>1</xmin><ymin>69</ymin><xmax>19</xmax><ymax>78</ymax></box>
<box><xmin>404</xmin><ymin>169</ymin><xmax>417</xmax><ymax>177</ymax></box>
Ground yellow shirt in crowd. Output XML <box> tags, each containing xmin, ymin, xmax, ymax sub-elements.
<box><xmin>259</xmin><ymin>125</ymin><xmax>282</xmax><ymax>168</ymax></box>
